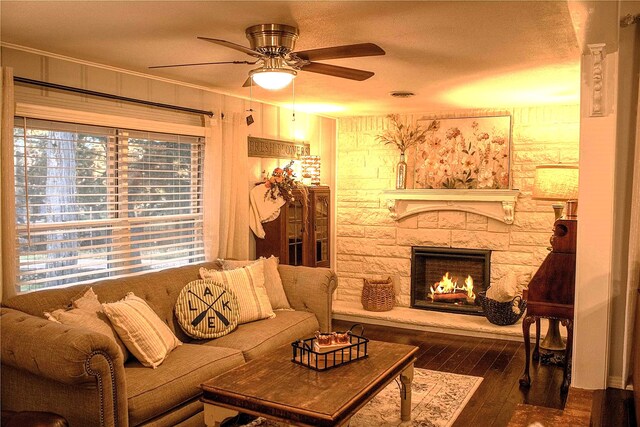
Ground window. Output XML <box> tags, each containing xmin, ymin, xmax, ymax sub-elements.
<box><xmin>13</xmin><ymin>117</ymin><xmax>205</xmax><ymax>292</ymax></box>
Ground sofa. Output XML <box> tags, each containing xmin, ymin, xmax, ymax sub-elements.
<box><xmin>1</xmin><ymin>262</ymin><xmax>337</xmax><ymax>427</ymax></box>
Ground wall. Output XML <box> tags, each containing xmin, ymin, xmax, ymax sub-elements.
<box><xmin>335</xmin><ymin>106</ymin><xmax>580</xmax><ymax>306</ymax></box>
<box><xmin>573</xmin><ymin>0</ymin><xmax>639</xmax><ymax>390</ymax></box>
<box><xmin>613</xmin><ymin>0</ymin><xmax>639</xmax><ymax>388</ymax></box>
<box><xmin>2</xmin><ymin>45</ymin><xmax>337</xmax><ymax>261</ymax></box>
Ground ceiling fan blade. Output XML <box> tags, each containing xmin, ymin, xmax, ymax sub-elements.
<box><xmin>293</xmin><ymin>43</ymin><xmax>385</xmax><ymax>61</ymax></box>
<box><xmin>149</xmin><ymin>60</ymin><xmax>257</xmax><ymax>69</ymax></box>
<box><xmin>301</xmin><ymin>62</ymin><xmax>374</xmax><ymax>81</ymax></box>
<box><xmin>197</xmin><ymin>37</ymin><xmax>263</xmax><ymax>57</ymax></box>
<box><xmin>242</xmin><ymin>76</ymin><xmax>253</xmax><ymax>87</ymax></box>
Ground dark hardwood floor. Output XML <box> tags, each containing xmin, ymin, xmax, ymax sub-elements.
<box><xmin>592</xmin><ymin>388</ymin><xmax>637</xmax><ymax>427</ymax></box>
<box><xmin>333</xmin><ymin>319</ymin><xmax>634</xmax><ymax>427</ymax></box>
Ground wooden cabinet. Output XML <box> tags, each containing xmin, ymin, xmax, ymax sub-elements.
<box><xmin>255</xmin><ymin>185</ymin><xmax>330</xmax><ymax>268</ymax></box>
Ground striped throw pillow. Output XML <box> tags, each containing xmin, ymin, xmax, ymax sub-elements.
<box><xmin>222</xmin><ymin>257</ymin><xmax>292</xmax><ymax>310</ymax></box>
<box><xmin>103</xmin><ymin>293</ymin><xmax>182</xmax><ymax>368</ymax></box>
<box><xmin>200</xmin><ymin>260</ymin><xmax>275</xmax><ymax>325</ymax></box>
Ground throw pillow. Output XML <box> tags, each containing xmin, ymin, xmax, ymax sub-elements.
<box><xmin>199</xmin><ymin>261</ymin><xmax>275</xmax><ymax>324</ymax></box>
<box><xmin>222</xmin><ymin>256</ymin><xmax>292</xmax><ymax>310</ymax></box>
<box><xmin>102</xmin><ymin>293</ymin><xmax>182</xmax><ymax>368</ymax></box>
<box><xmin>174</xmin><ymin>280</ymin><xmax>240</xmax><ymax>339</ymax></box>
<box><xmin>44</xmin><ymin>288</ymin><xmax>130</xmax><ymax>362</ymax></box>
<box><xmin>486</xmin><ymin>271</ymin><xmax>518</xmax><ymax>302</ymax></box>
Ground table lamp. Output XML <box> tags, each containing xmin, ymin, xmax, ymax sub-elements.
<box><xmin>531</xmin><ymin>164</ymin><xmax>579</xmax><ymax>352</ymax></box>
<box><xmin>532</xmin><ymin>164</ymin><xmax>579</xmax><ymax>220</ymax></box>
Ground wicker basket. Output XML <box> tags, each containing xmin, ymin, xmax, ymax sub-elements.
<box><xmin>476</xmin><ymin>291</ymin><xmax>526</xmax><ymax>326</ymax></box>
<box><xmin>361</xmin><ymin>277</ymin><xmax>395</xmax><ymax>312</ymax></box>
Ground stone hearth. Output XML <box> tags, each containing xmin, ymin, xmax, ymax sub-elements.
<box><xmin>332</xmin><ymin>300</ymin><xmax>565</xmax><ymax>342</ymax></box>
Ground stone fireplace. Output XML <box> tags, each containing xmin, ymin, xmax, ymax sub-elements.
<box><xmin>411</xmin><ymin>247</ymin><xmax>491</xmax><ymax>315</ymax></box>
<box><xmin>333</xmin><ymin>107</ymin><xmax>579</xmax><ymax>312</ymax></box>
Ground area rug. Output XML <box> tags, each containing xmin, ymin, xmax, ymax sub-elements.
<box><xmin>241</xmin><ymin>368</ymin><xmax>482</xmax><ymax>427</ymax></box>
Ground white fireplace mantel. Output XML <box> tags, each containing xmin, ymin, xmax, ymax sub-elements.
<box><xmin>383</xmin><ymin>189</ymin><xmax>520</xmax><ymax>224</ymax></box>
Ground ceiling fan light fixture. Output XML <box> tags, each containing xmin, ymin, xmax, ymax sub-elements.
<box><xmin>250</xmin><ymin>68</ymin><xmax>297</xmax><ymax>90</ymax></box>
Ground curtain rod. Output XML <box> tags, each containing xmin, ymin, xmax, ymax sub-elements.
<box><xmin>13</xmin><ymin>76</ymin><xmax>214</xmax><ymax>118</ymax></box>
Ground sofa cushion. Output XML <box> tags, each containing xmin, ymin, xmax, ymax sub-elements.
<box><xmin>204</xmin><ymin>310</ymin><xmax>319</xmax><ymax>360</ymax></box>
<box><xmin>174</xmin><ymin>280</ymin><xmax>240</xmax><ymax>339</ymax></box>
<box><xmin>223</xmin><ymin>257</ymin><xmax>292</xmax><ymax>310</ymax></box>
<box><xmin>103</xmin><ymin>293</ymin><xmax>182</xmax><ymax>368</ymax></box>
<box><xmin>199</xmin><ymin>261</ymin><xmax>275</xmax><ymax>325</ymax></box>
<box><xmin>44</xmin><ymin>288</ymin><xmax>130</xmax><ymax>362</ymax></box>
<box><xmin>126</xmin><ymin>344</ymin><xmax>245</xmax><ymax>426</ymax></box>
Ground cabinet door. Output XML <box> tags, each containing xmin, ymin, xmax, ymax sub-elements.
<box><xmin>287</xmin><ymin>198</ymin><xmax>305</xmax><ymax>266</ymax></box>
<box><xmin>312</xmin><ymin>189</ymin><xmax>330</xmax><ymax>268</ymax></box>
<box><xmin>255</xmin><ymin>204</ymin><xmax>287</xmax><ymax>262</ymax></box>
<box><xmin>255</xmin><ymin>186</ymin><xmax>330</xmax><ymax>268</ymax></box>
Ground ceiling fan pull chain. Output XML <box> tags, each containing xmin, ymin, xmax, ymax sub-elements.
<box><xmin>292</xmin><ymin>78</ymin><xmax>296</xmax><ymax>123</ymax></box>
<box><xmin>245</xmin><ymin>80</ymin><xmax>255</xmax><ymax>126</ymax></box>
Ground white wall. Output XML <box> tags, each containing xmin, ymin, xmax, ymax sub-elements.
<box><xmin>573</xmin><ymin>0</ymin><xmax>640</xmax><ymax>389</ymax></box>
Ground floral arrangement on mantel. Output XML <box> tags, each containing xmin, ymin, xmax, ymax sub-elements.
<box><xmin>263</xmin><ymin>160</ymin><xmax>308</xmax><ymax>205</ymax></box>
<box><xmin>376</xmin><ymin>114</ymin><xmax>431</xmax><ymax>189</ymax></box>
<box><xmin>375</xmin><ymin>114</ymin><xmax>431</xmax><ymax>155</ymax></box>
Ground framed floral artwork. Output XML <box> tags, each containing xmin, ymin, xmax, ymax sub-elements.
<box><xmin>414</xmin><ymin>115</ymin><xmax>512</xmax><ymax>189</ymax></box>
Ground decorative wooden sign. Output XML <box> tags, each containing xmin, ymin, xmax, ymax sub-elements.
<box><xmin>248</xmin><ymin>136</ymin><xmax>310</xmax><ymax>158</ymax></box>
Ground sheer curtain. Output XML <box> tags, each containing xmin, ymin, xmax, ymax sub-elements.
<box><xmin>217</xmin><ymin>112</ymin><xmax>250</xmax><ymax>259</ymax></box>
<box><xmin>1</xmin><ymin>67</ymin><xmax>16</xmax><ymax>301</ymax></box>
<box><xmin>624</xmin><ymin>78</ymin><xmax>640</xmax><ymax>388</ymax></box>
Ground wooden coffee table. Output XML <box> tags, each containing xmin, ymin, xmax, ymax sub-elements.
<box><xmin>201</xmin><ymin>340</ymin><xmax>419</xmax><ymax>427</ymax></box>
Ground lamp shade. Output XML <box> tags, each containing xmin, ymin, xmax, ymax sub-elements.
<box><xmin>250</xmin><ymin>69</ymin><xmax>296</xmax><ymax>90</ymax></box>
<box><xmin>532</xmin><ymin>164</ymin><xmax>579</xmax><ymax>200</ymax></box>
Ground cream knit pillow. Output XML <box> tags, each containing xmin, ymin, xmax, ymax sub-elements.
<box><xmin>200</xmin><ymin>260</ymin><xmax>275</xmax><ymax>324</ymax></box>
<box><xmin>103</xmin><ymin>293</ymin><xmax>181</xmax><ymax>368</ymax></box>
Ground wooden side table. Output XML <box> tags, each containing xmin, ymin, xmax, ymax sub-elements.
<box><xmin>519</xmin><ymin>218</ymin><xmax>577</xmax><ymax>394</ymax></box>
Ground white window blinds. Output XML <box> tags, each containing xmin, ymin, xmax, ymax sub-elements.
<box><xmin>13</xmin><ymin>117</ymin><xmax>205</xmax><ymax>292</ymax></box>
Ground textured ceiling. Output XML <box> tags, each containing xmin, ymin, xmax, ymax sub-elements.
<box><xmin>1</xmin><ymin>1</ymin><xmax>581</xmax><ymax>117</ymax></box>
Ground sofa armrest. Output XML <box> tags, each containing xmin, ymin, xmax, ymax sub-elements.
<box><xmin>277</xmin><ymin>265</ymin><xmax>337</xmax><ymax>332</ymax></box>
<box><xmin>1</xmin><ymin>308</ymin><xmax>127</xmax><ymax>427</ymax></box>
<box><xmin>1</xmin><ymin>308</ymin><xmax>124</xmax><ymax>383</ymax></box>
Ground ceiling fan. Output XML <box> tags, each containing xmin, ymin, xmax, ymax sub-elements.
<box><xmin>150</xmin><ymin>24</ymin><xmax>385</xmax><ymax>90</ymax></box>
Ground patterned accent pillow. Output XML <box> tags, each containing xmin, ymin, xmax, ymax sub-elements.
<box><xmin>102</xmin><ymin>293</ymin><xmax>182</xmax><ymax>368</ymax></box>
<box><xmin>175</xmin><ymin>280</ymin><xmax>240</xmax><ymax>339</ymax></box>
<box><xmin>199</xmin><ymin>260</ymin><xmax>275</xmax><ymax>325</ymax></box>
<box><xmin>44</xmin><ymin>287</ymin><xmax>130</xmax><ymax>362</ymax></box>
<box><xmin>222</xmin><ymin>256</ymin><xmax>292</xmax><ymax>310</ymax></box>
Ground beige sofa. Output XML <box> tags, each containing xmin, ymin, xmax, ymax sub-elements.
<box><xmin>1</xmin><ymin>262</ymin><xmax>337</xmax><ymax>427</ymax></box>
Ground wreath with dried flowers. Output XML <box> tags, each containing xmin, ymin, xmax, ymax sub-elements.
<box><xmin>261</xmin><ymin>161</ymin><xmax>309</xmax><ymax>223</ymax></box>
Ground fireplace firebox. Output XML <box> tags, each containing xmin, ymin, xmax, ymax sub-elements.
<box><xmin>411</xmin><ymin>247</ymin><xmax>491</xmax><ymax>315</ymax></box>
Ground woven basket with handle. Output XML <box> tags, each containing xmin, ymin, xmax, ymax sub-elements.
<box><xmin>476</xmin><ymin>291</ymin><xmax>526</xmax><ymax>326</ymax></box>
<box><xmin>361</xmin><ymin>277</ymin><xmax>394</xmax><ymax>312</ymax></box>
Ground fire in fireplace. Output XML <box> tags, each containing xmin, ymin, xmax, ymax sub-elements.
<box><xmin>411</xmin><ymin>247</ymin><xmax>491</xmax><ymax>315</ymax></box>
